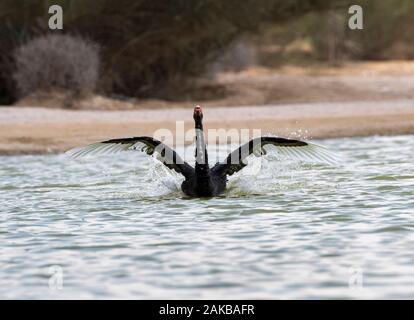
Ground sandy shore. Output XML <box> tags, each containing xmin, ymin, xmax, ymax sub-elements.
<box><xmin>1</xmin><ymin>99</ymin><xmax>414</xmax><ymax>155</ymax></box>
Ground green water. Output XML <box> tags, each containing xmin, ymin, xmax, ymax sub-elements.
<box><xmin>0</xmin><ymin>135</ymin><xmax>413</xmax><ymax>299</ymax></box>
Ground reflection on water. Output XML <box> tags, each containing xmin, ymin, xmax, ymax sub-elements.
<box><xmin>0</xmin><ymin>135</ymin><xmax>413</xmax><ymax>299</ymax></box>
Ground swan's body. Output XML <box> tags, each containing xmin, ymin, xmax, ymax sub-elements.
<box><xmin>66</xmin><ymin>106</ymin><xmax>338</xmax><ymax>197</ymax></box>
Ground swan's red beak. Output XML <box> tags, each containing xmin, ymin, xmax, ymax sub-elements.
<box><xmin>193</xmin><ymin>105</ymin><xmax>203</xmax><ymax>120</ymax></box>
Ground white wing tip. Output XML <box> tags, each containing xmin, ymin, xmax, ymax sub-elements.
<box><xmin>268</xmin><ymin>140</ymin><xmax>343</xmax><ymax>166</ymax></box>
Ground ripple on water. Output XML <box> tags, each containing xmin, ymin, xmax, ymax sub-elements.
<box><xmin>0</xmin><ymin>135</ymin><xmax>414</xmax><ymax>299</ymax></box>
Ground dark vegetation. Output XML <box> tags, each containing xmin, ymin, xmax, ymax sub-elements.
<box><xmin>258</xmin><ymin>0</ymin><xmax>414</xmax><ymax>66</ymax></box>
<box><xmin>0</xmin><ymin>0</ymin><xmax>413</xmax><ymax>106</ymax></box>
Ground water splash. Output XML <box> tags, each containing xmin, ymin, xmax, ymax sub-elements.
<box><xmin>126</xmin><ymin>144</ymin><xmax>335</xmax><ymax>198</ymax></box>
<box><xmin>127</xmin><ymin>156</ymin><xmax>184</xmax><ymax>198</ymax></box>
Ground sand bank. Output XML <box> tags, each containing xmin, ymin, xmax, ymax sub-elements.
<box><xmin>1</xmin><ymin>99</ymin><xmax>413</xmax><ymax>155</ymax></box>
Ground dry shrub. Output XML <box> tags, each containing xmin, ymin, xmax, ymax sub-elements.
<box><xmin>209</xmin><ymin>38</ymin><xmax>257</xmax><ymax>76</ymax></box>
<box><xmin>13</xmin><ymin>34</ymin><xmax>100</xmax><ymax>104</ymax></box>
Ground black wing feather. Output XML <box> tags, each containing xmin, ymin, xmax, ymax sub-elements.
<box><xmin>66</xmin><ymin>136</ymin><xmax>194</xmax><ymax>178</ymax></box>
<box><xmin>211</xmin><ymin>136</ymin><xmax>320</xmax><ymax>176</ymax></box>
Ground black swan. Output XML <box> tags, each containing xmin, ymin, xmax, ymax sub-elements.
<box><xmin>67</xmin><ymin>106</ymin><xmax>338</xmax><ymax>197</ymax></box>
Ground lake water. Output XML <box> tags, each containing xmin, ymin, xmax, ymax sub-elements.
<box><xmin>0</xmin><ymin>135</ymin><xmax>413</xmax><ymax>299</ymax></box>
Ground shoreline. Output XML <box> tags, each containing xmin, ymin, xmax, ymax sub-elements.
<box><xmin>1</xmin><ymin>99</ymin><xmax>414</xmax><ymax>155</ymax></box>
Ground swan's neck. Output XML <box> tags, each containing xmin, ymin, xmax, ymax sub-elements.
<box><xmin>195</xmin><ymin>120</ymin><xmax>209</xmax><ymax>174</ymax></box>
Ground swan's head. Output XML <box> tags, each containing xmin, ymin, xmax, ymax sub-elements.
<box><xmin>193</xmin><ymin>105</ymin><xmax>203</xmax><ymax>121</ymax></box>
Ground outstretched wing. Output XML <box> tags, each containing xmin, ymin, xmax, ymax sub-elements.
<box><xmin>66</xmin><ymin>136</ymin><xmax>194</xmax><ymax>178</ymax></box>
<box><xmin>211</xmin><ymin>136</ymin><xmax>340</xmax><ymax>176</ymax></box>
